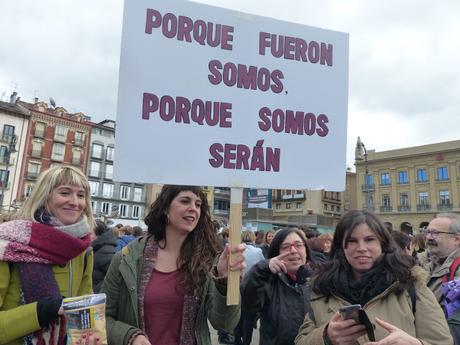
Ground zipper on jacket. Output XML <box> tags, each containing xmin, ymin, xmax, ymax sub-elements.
<box><xmin>69</xmin><ymin>259</ymin><xmax>73</xmax><ymax>297</ymax></box>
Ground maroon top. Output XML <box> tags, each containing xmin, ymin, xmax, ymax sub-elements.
<box><xmin>144</xmin><ymin>269</ymin><xmax>184</xmax><ymax>345</ymax></box>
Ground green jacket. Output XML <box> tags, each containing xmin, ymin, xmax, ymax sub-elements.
<box><xmin>101</xmin><ymin>236</ymin><xmax>240</xmax><ymax>345</ymax></box>
<box><xmin>295</xmin><ymin>266</ymin><xmax>452</xmax><ymax>345</ymax></box>
<box><xmin>0</xmin><ymin>250</ymin><xmax>94</xmax><ymax>345</ymax></box>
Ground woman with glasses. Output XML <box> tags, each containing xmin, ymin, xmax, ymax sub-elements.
<box><xmin>240</xmin><ymin>227</ymin><xmax>316</xmax><ymax>345</ymax></box>
<box><xmin>295</xmin><ymin>210</ymin><xmax>452</xmax><ymax>345</ymax></box>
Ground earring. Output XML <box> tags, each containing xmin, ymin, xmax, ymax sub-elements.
<box><xmin>165</xmin><ymin>214</ymin><xmax>170</xmax><ymax>224</ymax></box>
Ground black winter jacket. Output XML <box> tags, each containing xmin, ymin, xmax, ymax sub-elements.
<box><xmin>91</xmin><ymin>229</ymin><xmax>117</xmax><ymax>292</ymax></box>
<box><xmin>240</xmin><ymin>260</ymin><xmax>313</xmax><ymax>345</ymax></box>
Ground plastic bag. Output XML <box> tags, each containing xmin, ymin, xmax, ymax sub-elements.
<box><xmin>62</xmin><ymin>293</ymin><xmax>108</xmax><ymax>345</ymax></box>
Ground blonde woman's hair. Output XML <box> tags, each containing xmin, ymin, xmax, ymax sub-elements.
<box><xmin>18</xmin><ymin>165</ymin><xmax>94</xmax><ymax>226</ymax></box>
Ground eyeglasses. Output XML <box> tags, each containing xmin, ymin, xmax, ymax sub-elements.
<box><xmin>280</xmin><ymin>241</ymin><xmax>305</xmax><ymax>251</ymax></box>
<box><xmin>422</xmin><ymin>229</ymin><xmax>456</xmax><ymax>238</ymax></box>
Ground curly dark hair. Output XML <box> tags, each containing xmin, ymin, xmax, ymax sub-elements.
<box><xmin>144</xmin><ymin>185</ymin><xmax>220</xmax><ymax>297</ymax></box>
<box><xmin>312</xmin><ymin>210</ymin><xmax>414</xmax><ymax>296</ymax></box>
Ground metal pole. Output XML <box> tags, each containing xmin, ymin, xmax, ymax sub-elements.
<box><xmin>363</xmin><ymin>147</ymin><xmax>370</xmax><ymax>210</ymax></box>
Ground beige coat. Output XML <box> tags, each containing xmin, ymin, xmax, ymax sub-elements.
<box><xmin>295</xmin><ymin>266</ymin><xmax>452</xmax><ymax>345</ymax></box>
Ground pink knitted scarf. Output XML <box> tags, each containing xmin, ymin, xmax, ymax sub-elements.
<box><xmin>0</xmin><ymin>219</ymin><xmax>91</xmax><ymax>264</ymax></box>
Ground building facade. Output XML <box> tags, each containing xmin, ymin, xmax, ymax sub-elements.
<box><xmin>0</xmin><ymin>95</ymin><xmax>30</xmax><ymax>212</ymax></box>
<box><xmin>17</xmin><ymin>99</ymin><xmax>91</xmax><ymax>203</ymax></box>
<box><xmin>355</xmin><ymin>139</ymin><xmax>460</xmax><ymax>230</ymax></box>
<box><xmin>88</xmin><ymin>120</ymin><xmax>146</xmax><ymax>227</ymax></box>
<box><xmin>272</xmin><ymin>188</ymin><xmax>343</xmax><ymax>232</ymax></box>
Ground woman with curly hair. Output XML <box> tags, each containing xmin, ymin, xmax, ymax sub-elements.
<box><xmin>102</xmin><ymin>185</ymin><xmax>246</xmax><ymax>345</ymax></box>
<box><xmin>295</xmin><ymin>210</ymin><xmax>452</xmax><ymax>345</ymax></box>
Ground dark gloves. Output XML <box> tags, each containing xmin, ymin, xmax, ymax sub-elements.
<box><xmin>37</xmin><ymin>296</ymin><xmax>63</xmax><ymax>327</ymax></box>
<box><xmin>296</xmin><ymin>265</ymin><xmax>311</xmax><ymax>284</ymax></box>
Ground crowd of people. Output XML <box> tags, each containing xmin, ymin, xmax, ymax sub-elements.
<box><xmin>1</xmin><ymin>165</ymin><xmax>460</xmax><ymax>345</ymax></box>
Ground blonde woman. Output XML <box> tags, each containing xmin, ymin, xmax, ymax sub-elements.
<box><xmin>0</xmin><ymin>165</ymin><xmax>95</xmax><ymax>345</ymax></box>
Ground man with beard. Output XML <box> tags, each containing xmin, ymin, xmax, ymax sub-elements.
<box><xmin>425</xmin><ymin>213</ymin><xmax>460</xmax><ymax>306</ymax></box>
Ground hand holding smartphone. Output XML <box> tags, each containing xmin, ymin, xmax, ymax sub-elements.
<box><xmin>338</xmin><ymin>304</ymin><xmax>375</xmax><ymax>341</ymax></box>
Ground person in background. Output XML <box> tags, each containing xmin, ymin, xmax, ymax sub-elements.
<box><xmin>255</xmin><ymin>231</ymin><xmax>265</xmax><ymax>246</ymax></box>
<box><xmin>92</xmin><ymin>219</ymin><xmax>117</xmax><ymax>293</ymax></box>
<box><xmin>0</xmin><ymin>165</ymin><xmax>94</xmax><ymax>345</ymax></box>
<box><xmin>391</xmin><ymin>230</ymin><xmax>413</xmax><ymax>256</ymax></box>
<box><xmin>295</xmin><ymin>210</ymin><xmax>452</xmax><ymax>345</ymax></box>
<box><xmin>241</xmin><ymin>227</ymin><xmax>316</xmax><ymax>345</ymax></box>
<box><xmin>101</xmin><ymin>185</ymin><xmax>246</xmax><ymax>345</ymax></box>
<box><xmin>115</xmin><ymin>225</ymin><xmax>136</xmax><ymax>251</ymax></box>
<box><xmin>233</xmin><ymin>230</ymin><xmax>265</xmax><ymax>345</ymax></box>
<box><xmin>132</xmin><ymin>226</ymin><xmax>144</xmax><ymax>238</ymax></box>
<box><xmin>260</xmin><ymin>229</ymin><xmax>275</xmax><ymax>258</ymax></box>
<box><xmin>412</xmin><ymin>232</ymin><xmax>429</xmax><ymax>266</ymax></box>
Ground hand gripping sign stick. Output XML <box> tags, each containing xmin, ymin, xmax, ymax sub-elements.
<box><xmin>227</xmin><ymin>187</ymin><xmax>243</xmax><ymax>305</ymax></box>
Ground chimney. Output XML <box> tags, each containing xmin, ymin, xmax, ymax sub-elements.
<box><xmin>9</xmin><ymin>92</ymin><xmax>17</xmax><ymax>104</ymax></box>
<box><xmin>34</xmin><ymin>97</ymin><xmax>39</xmax><ymax>104</ymax></box>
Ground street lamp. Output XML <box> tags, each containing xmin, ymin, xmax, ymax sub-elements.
<box><xmin>355</xmin><ymin>137</ymin><xmax>371</xmax><ymax>210</ymax></box>
<box><xmin>0</xmin><ymin>134</ymin><xmax>17</xmax><ymax>212</ymax></box>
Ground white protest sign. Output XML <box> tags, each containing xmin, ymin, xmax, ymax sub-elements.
<box><xmin>114</xmin><ymin>0</ymin><xmax>349</xmax><ymax>190</ymax></box>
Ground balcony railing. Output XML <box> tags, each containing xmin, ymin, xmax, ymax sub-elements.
<box><xmin>398</xmin><ymin>205</ymin><xmax>411</xmax><ymax>212</ymax></box>
<box><xmin>438</xmin><ymin>203</ymin><xmax>453</xmax><ymax>211</ymax></box>
<box><xmin>26</xmin><ymin>171</ymin><xmax>39</xmax><ymax>180</ymax></box>
<box><xmin>361</xmin><ymin>184</ymin><xmax>375</xmax><ymax>191</ymax></box>
<box><xmin>417</xmin><ymin>204</ymin><xmax>431</xmax><ymax>211</ymax></box>
<box><xmin>213</xmin><ymin>209</ymin><xmax>229</xmax><ymax>215</ymax></box>
<box><xmin>34</xmin><ymin>129</ymin><xmax>45</xmax><ymax>138</ymax></box>
<box><xmin>0</xmin><ymin>155</ymin><xmax>10</xmax><ymax>164</ymax></box>
<box><xmin>73</xmin><ymin>138</ymin><xmax>84</xmax><ymax>147</ymax></box>
<box><xmin>31</xmin><ymin>149</ymin><xmax>42</xmax><ymax>158</ymax></box>
<box><xmin>380</xmin><ymin>206</ymin><xmax>393</xmax><ymax>213</ymax></box>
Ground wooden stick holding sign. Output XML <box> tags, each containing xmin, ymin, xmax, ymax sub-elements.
<box><xmin>227</xmin><ymin>187</ymin><xmax>243</xmax><ymax>305</ymax></box>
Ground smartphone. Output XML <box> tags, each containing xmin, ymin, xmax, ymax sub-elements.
<box><xmin>339</xmin><ymin>304</ymin><xmax>362</xmax><ymax>323</ymax></box>
<box><xmin>338</xmin><ymin>304</ymin><xmax>376</xmax><ymax>342</ymax></box>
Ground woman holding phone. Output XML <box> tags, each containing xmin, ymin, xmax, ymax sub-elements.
<box><xmin>295</xmin><ymin>210</ymin><xmax>452</xmax><ymax>345</ymax></box>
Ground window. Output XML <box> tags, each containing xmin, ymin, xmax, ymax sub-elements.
<box><xmin>132</xmin><ymin>205</ymin><xmax>142</xmax><ymax>218</ymax></box>
<box><xmin>51</xmin><ymin>143</ymin><xmax>65</xmax><ymax>161</ymax></box>
<box><xmin>275</xmin><ymin>203</ymin><xmax>281</xmax><ymax>210</ymax></box>
<box><xmin>418</xmin><ymin>191</ymin><xmax>429</xmax><ymax>205</ymax></box>
<box><xmin>381</xmin><ymin>173</ymin><xmax>390</xmax><ymax>185</ymax></box>
<box><xmin>105</xmin><ymin>165</ymin><xmax>113</xmax><ymax>179</ymax></box>
<box><xmin>101</xmin><ymin>202</ymin><xmax>112</xmax><ymax>215</ymax></box>
<box><xmin>286</xmin><ymin>203</ymin><xmax>291</xmax><ymax>209</ymax></box>
<box><xmin>2</xmin><ymin>125</ymin><xmax>15</xmax><ymax>141</ymax></box>
<box><xmin>89</xmin><ymin>181</ymin><xmax>99</xmax><ymax>196</ymax></box>
<box><xmin>365</xmin><ymin>174</ymin><xmax>374</xmax><ymax>186</ymax></box>
<box><xmin>382</xmin><ymin>194</ymin><xmax>391</xmax><ymax>207</ymax></box>
<box><xmin>324</xmin><ymin>204</ymin><xmax>328</xmax><ymax>210</ymax></box>
<box><xmin>296</xmin><ymin>202</ymin><xmax>302</xmax><ymax>209</ymax></box>
<box><xmin>54</xmin><ymin>124</ymin><xmax>67</xmax><ymax>141</ymax></box>
<box><xmin>439</xmin><ymin>190</ymin><xmax>450</xmax><ymax>205</ymax></box>
<box><xmin>102</xmin><ymin>183</ymin><xmax>114</xmax><ymax>198</ymax></box>
<box><xmin>31</xmin><ymin>141</ymin><xmax>42</xmax><ymax>158</ymax></box>
<box><xmin>400</xmin><ymin>192</ymin><xmax>409</xmax><ymax>206</ymax></box>
<box><xmin>133</xmin><ymin>188</ymin><xmax>143</xmax><ymax>202</ymax></box>
<box><xmin>89</xmin><ymin>161</ymin><xmax>101</xmax><ymax>177</ymax></box>
<box><xmin>72</xmin><ymin>149</ymin><xmax>81</xmax><ymax>165</ymax></box>
<box><xmin>91</xmin><ymin>201</ymin><xmax>97</xmax><ymax>213</ymax></box>
<box><xmin>119</xmin><ymin>204</ymin><xmax>128</xmax><ymax>218</ymax></box>
<box><xmin>25</xmin><ymin>184</ymin><xmax>34</xmax><ymax>197</ymax></box>
<box><xmin>417</xmin><ymin>168</ymin><xmax>427</xmax><ymax>182</ymax></box>
<box><xmin>0</xmin><ymin>146</ymin><xmax>7</xmax><ymax>163</ymax></box>
<box><xmin>74</xmin><ymin>132</ymin><xmax>84</xmax><ymax>146</ymax></box>
<box><xmin>437</xmin><ymin>167</ymin><xmax>449</xmax><ymax>181</ymax></box>
<box><xmin>120</xmin><ymin>185</ymin><xmax>130</xmax><ymax>200</ymax></box>
<box><xmin>92</xmin><ymin>143</ymin><xmax>103</xmax><ymax>159</ymax></box>
<box><xmin>106</xmin><ymin>146</ymin><xmax>115</xmax><ymax>161</ymax></box>
<box><xmin>398</xmin><ymin>171</ymin><xmax>408</xmax><ymax>184</ymax></box>
<box><xmin>35</xmin><ymin>122</ymin><xmax>45</xmax><ymax>137</ymax></box>
<box><xmin>0</xmin><ymin>169</ymin><xmax>10</xmax><ymax>186</ymax></box>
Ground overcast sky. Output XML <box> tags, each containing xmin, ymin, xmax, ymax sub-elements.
<box><xmin>1</xmin><ymin>0</ymin><xmax>459</xmax><ymax>168</ymax></box>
